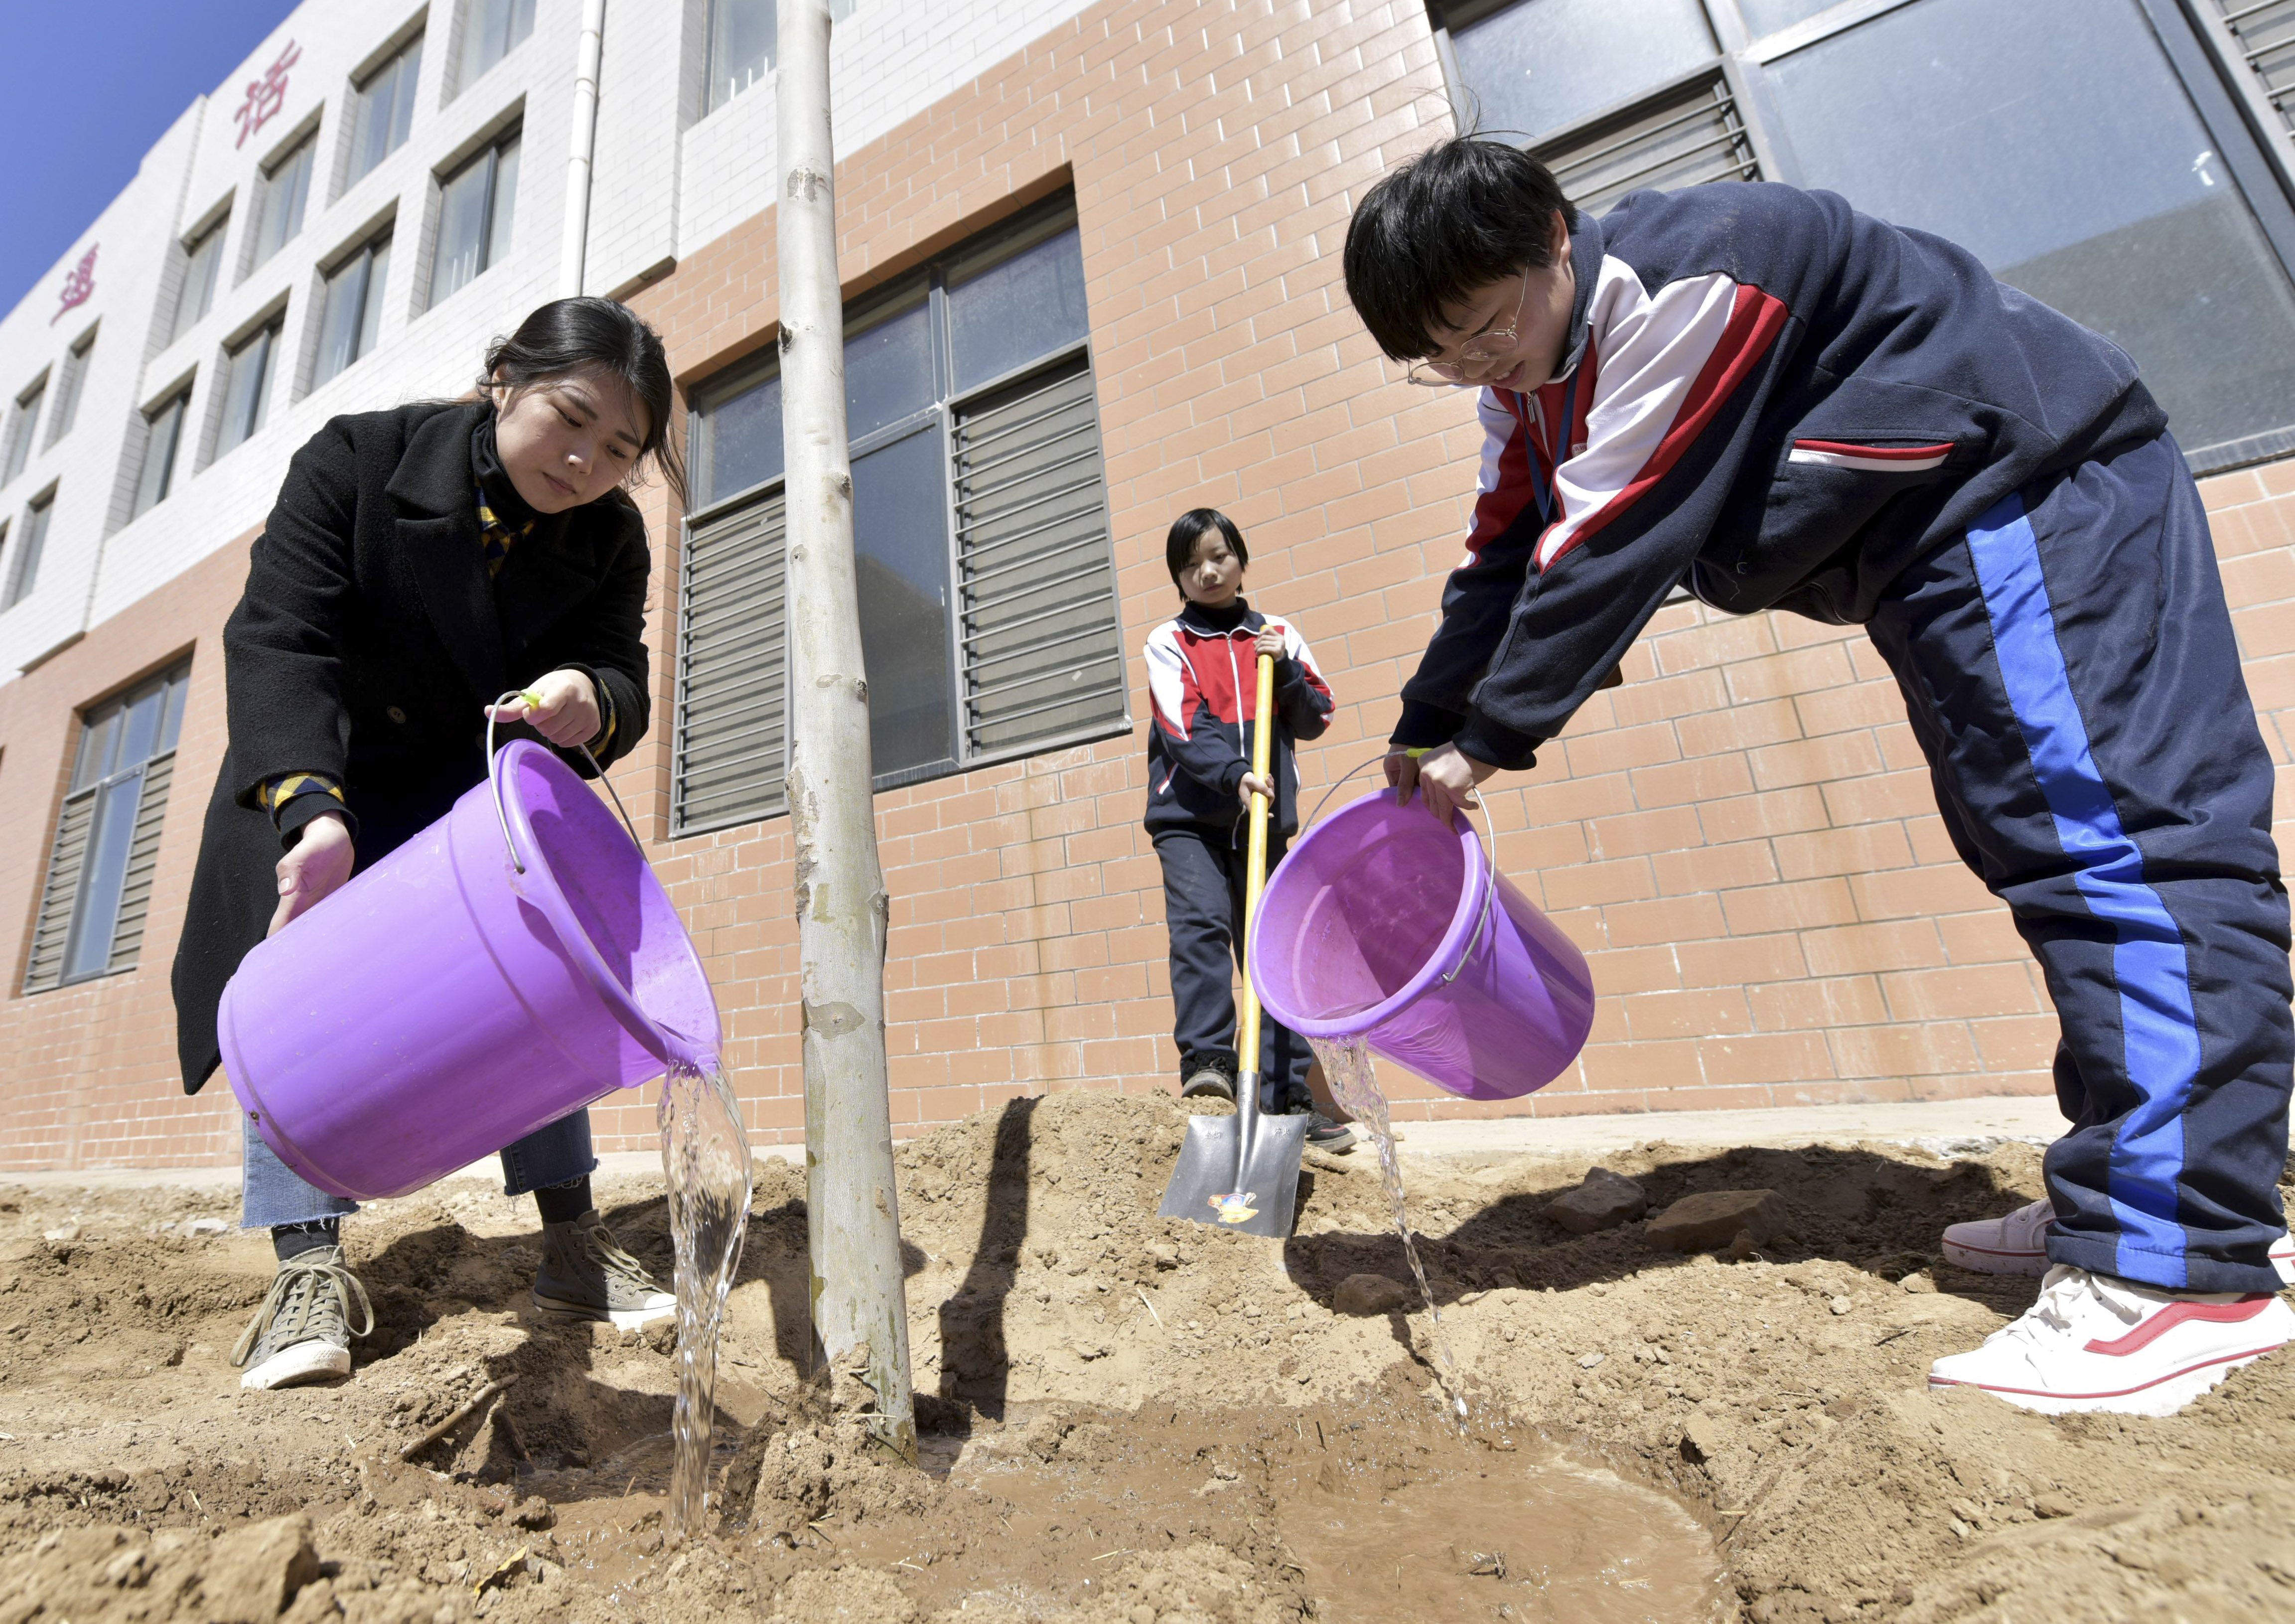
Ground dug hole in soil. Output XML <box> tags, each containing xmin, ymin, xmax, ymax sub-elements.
<box><xmin>3</xmin><ymin>1090</ymin><xmax>2292</xmax><ymax>1624</ymax></box>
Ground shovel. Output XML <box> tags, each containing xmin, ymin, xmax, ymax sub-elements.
<box><xmin>1158</xmin><ymin>649</ymin><xmax>1308</xmax><ymax>1238</ymax></box>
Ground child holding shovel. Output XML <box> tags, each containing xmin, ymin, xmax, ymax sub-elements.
<box><xmin>1343</xmin><ymin>138</ymin><xmax>2294</xmax><ymax>1416</ymax></box>
<box><xmin>1143</xmin><ymin>509</ymin><xmax>1350</xmax><ymax>1150</ymax></box>
<box><xmin>173</xmin><ymin>297</ymin><xmax>686</xmax><ymax>1391</ymax></box>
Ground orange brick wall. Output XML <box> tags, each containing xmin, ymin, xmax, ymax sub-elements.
<box><xmin>4</xmin><ymin>0</ymin><xmax>2295</xmax><ymax>1172</ymax></box>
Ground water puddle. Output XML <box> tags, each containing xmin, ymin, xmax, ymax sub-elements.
<box><xmin>1310</xmin><ymin>1034</ymin><xmax>1468</xmax><ymax>1425</ymax></box>
<box><xmin>657</xmin><ymin>1056</ymin><xmax>753</xmax><ymax>1538</ymax></box>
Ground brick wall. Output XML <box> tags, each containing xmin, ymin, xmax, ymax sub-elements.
<box><xmin>2</xmin><ymin>0</ymin><xmax>2293</xmax><ymax>1173</ymax></box>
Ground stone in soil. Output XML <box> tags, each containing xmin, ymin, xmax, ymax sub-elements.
<box><xmin>1646</xmin><ymin>1187</ymin><xmax>1789</xmax><ymax>1252</ymax></box>
<box><xmin>1543</xmin><ymin>1166</ymin><xmax>1648</xmax><ymax>1234</ymax></box>
<box><xmin>1331</xmin><ymin>1272</ymin><xmax>1412</xmax><ymax>1316</ymax></box>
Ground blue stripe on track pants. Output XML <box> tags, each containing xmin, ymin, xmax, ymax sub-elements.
<box><xmin>1867</xmin><ymin>432</ymin><xmax>2292</xmax><ymax>1294</ymax></box>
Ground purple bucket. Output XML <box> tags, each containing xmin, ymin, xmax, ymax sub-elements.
<box><xmin>218</xmin><ymin>739</ymin><xmax>719</xmax><ymax>1200</ymax></box>
<box><xmin>1250</xmin><ymin>790</ymin><xmax>1594</xmax><ymax>1101</ymax></box>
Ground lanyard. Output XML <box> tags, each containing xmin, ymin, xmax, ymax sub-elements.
<box><xmin>1520</xmin><ymin>365</ymin><xmax>1582</xmax><ymax>531</ymax></box>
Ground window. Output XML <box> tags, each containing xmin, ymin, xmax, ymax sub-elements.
<box><xmin>351</xmin><ymin>34</ymin><xmax>424</xmax><ymax>182</ymax></box>
<box><xmin>430</xmin><ymin>130</ymin><xmax>520</xmax><ymax>306</ymax></box>
<box><xmin>46</xmin><ymin>330</ymin><xmax>94</xmax><ymax>448</ymax></box>
<box><xmin>2</xmin><ymin>492</ymin><xmax>50</xmax><ymax>609</ymax></box>
<box><xmin>217</xmin><ymin>320</ymin><xmax>281</xmax><ymax>457</ymax></box>
<box><xmin>704</xmin><ymin>0</ymin><xmax>858</xmax><ymax>112</ymax></box>
<box><xmin>676</xmin><ymin>201</ymin><xmax>1122</xmax><ymax>833</ymax></box>
<box><xmin>172</xmin><ymin>216</ymin><xmax>229</xmax><ymax>344</ymax></box>
<box><xmin>24</xmin><ymin>664</ymin><xmax>192</xmax><ymax>993</ymax></box>
<box><xmin>133</xmin><ymin>391</ymin><xmax>190</xmax><ymax>519</ymax></box>
<box><xmin>315</xmin><ymin>235</ymin><xmax>393</xmax><ymax>387</ymax></box>
<box><xmin>2</xmin><ymin>376</ymin><xmax>43</xmax><ymax>485</ymax></box>
<box><xmin>251</xmin><ymin>136</ymin><xmax>316</xmax><ymax>270</ymax></box>
<box><xmin>458</xmin><ymin>0</ymin><xmax>536</xmax><ymax>89</ymax></box>
<box><xmin>1432</xmin><ymin>0</ymin><xmax>2295</xmax><ymax>472</ymax></box>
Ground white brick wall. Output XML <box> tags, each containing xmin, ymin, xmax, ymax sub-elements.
<box><xmin>0</xmin><ymin>0</ymin><xmax>1099</xmax><ymax>691</ymax></box>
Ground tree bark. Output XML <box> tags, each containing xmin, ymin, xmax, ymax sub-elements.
<box><xmin>775</xmin><ymin>0</ymin><xmax>915</xmax><ymax>1464</ymax></box>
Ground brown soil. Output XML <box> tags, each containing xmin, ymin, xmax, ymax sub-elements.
<box><xmin>2</xmin><ymin>1089</ymin><xmax>2292</xmax><ymax>1624</ymax></box>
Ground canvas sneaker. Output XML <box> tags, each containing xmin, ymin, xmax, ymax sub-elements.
<box><xmin>232</xmin><ymin>1245</ymin><xmax>374</xmax><ymax>1391</ymax></box>
<box><xmin>532</xmin><ymin>1211</ymin><xmax>676</xmax><ymax>1329</ymax></box>
<box><xmin>1928</xmin><ymin>1263</ymin><xmax>2295</xmax><ymax>1417</ymax></box>
<box><xmin>1943</xmin><ymin>1196</ymin><xmax>2295</xmax><ymax>1285</ymax></box>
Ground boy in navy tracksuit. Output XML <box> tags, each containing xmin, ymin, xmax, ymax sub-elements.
<box><xmin>1344</xmin><ymin>139</ymin><xmax>2294</xmax><ymax>1416</ymax></box>
<box><xmin>1145</xmin><ymin>509</ymin><xmax>1347</xmax><ymax>1146</ymax></box>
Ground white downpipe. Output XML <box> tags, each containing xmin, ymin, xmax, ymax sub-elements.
<box><xmin>559</xmin><ymin>0</ymin><xmax>606</xmax><ymax>297</ymax></box>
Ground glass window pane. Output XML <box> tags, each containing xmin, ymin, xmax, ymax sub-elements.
<box><xmin>218</xmin><ymin>327</ymin><xmax>276</xmax><ymax>454</ymax></box>
<box><xmin>133</xmin><ymin>397</ymin><xmax>184</xmax><ymax>518</ymax></box>
<box><xmin>315</xmin><ymin>253</ymin><xmax>372</xmax><ymax>388</ymax></box>
<box><xmin>71</xmin><ymin>707</ymin><xmax>115</xmax><ymax>792</ymax></box>
<box><xmin>484</xmin><ymin>137</ymin><xmax>520</xmax><ymax>271</ymax></box>
<box><xmin>844</xmin><ymin>298</ymin><xmax>933</xmax><ymax>442</ymax></box>
<box><xmin>4</xmin><ymin>383</ymin><xmax>39</xmax><ymax>482</ymax></box>
<box><xmin>1769</xmin><ymin>0</ymin><xmax>2295</xmax><ymax>460</ymax></box>
<box><xmin>1449</xmin><ymin>0</ymin><xmax>1716</xmax><ymax>140</ymax></box>
<box><xmin>253</xmin><ymin>140</ymin><xmax>313</xmax><ymax>268</ymax></box>
<box><xmin>49</xmin><ymin>337</ymin><xmax>91</xmax><ymax>444</ymax></box>
<box><xmin>118</xmin><ymin>683</ymin><xmax>165</xmax><ymax>769</ymax></box>
<box><xmin>63</xmin><ymin>769</ymin><xmax>143</xmax><ymax>981</ymax></box>
<box><xmin>850</xmin><ymin>426</ymin><xmax>954</xmax><ymax>776</ymax></box>
<box><xmin>462</xmin><ymin>0</ymin><xmax>505</xmax><ymax>83</ymax></box>
<box><xmin>431</xmin><ymin>148</ymin><xmax>493</xmax><ymax>303</ymax></box>
<box><xmin>173</xmin><ymin>221</ymin><xmax>226</xmax><ymax>344</ymax></box>
<box><xmin>358</xmin><ymin>240</ymin><xmax>391</xmax><ymax>359</ymax></box>
<box><xmin>709</xmin><ymin>0</ymin><xmax>776</xmax><ymax>111</ymax></box>
<box><xmin>353</xmin><ymin>41</ymin><xmax>421</xmax><ymax>180</ymax></box>
<box><xmin>2</xmin><ymin>499</ymin><xmax>49</xmax><ymax>609</ymax></box>
<box><xmin>158</xmin><ymin>670</ymin><xmax>188</xmax><ymax>754</ymax></box>
<box><xmin>391</xmin><ymin>40</ymin><xmax>423</xmax><ymax>149</ymax></box>
<box><xmin>949</xmin><ymin>225</ymin><xmax>1091</xmax><ymax>394</ymax></box>
<box><xmin>699</xmin><ymin>370</ymin><xmax>783</xmax><ymax>504</ymax></box>
<box><xmin>1736</xmin><ymin>0</ymin><xmax>1841</xmax><ymax>35</ymax></box>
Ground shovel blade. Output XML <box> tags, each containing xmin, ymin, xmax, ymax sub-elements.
<box><xmin>1157</xmin><ymin>1111</ymin><xmax>1309</xmax><ymax>1239</ymax></box>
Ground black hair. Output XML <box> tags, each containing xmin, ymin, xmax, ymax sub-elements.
<box><xmin>481</xmin><ymin>296</ymin><xmax>688</xmax><ymax>506</ymax></box>
<box><xmin>1166</xmin><ymin>508</ymin><xmax>1247</xmax><ymax>595</ymax></box>
<box><xmin>1342</xmin><ymin>138</ymin><xmax>1570</xmax><ymax>362</ymax></box>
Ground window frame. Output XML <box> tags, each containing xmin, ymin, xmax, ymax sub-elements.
<box><xmin>673</xmin><ymin>198</ymin><xmax>1125</xmax><ymax>836</ymax></box>
<box><xmin>1426</xmin><ymin>0</ymin><xmax>2295</xmax><ymax>475</ymax></box>
<box><xmin>171</xmin><ymin>212</ymin><xmax>231</xmax><ymax>345</ymax></box>
<box><xmin>457</xmin><ymin>0</ymin><xmax>537</xmax><ymax>93</ymax></box>
<box><xmin>314</xmin><ymin>230</ymin><xmax>394</xmax><ymax>388</ymax></box>
<box><xmin>24</xmin><ymin>661</ymin><xmax>192</xmax><ymax>993</ymax></box>
<box><xmin>3</xmin><ymin>486</ymin><xmax>56</xmax><ymax>612</ymax></box>
<box><xmin>4</xmin><ymin>373</ymin><xmax>49</xmax><ymax>487</ymax></box>
<box><xmin>215</xmin><ymin>316</ymin><xmax>284</xmax><ymax>460</ymax></box>
<box><xmin>349</xmin><ymin>30</ymin><xmax>425</xmax><ymax>185</ymax></box>
<box><xmin>250</xmin><ymin>132</ymin><xmax>319</xmax><ymax>275</ymax></box>
<box><xmin>132</xmin><ymin>388</ymin><xmax>192</xmax><ymax>521</ymax></box>
<box><xmin>427</xmin><ymin>126</ymin><xmax>521</xmax><ymax>308</ymax></box>
<box><xmin>46</xmin><ymin>327</ymin><xmax>95</xmax><ymax>450</ymax></box>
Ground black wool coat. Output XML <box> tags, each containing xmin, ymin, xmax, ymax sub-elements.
<box><xmin>171</xmin><ymin>399</ymin><xmax>653</xmax><ymax>1093</ymax></box>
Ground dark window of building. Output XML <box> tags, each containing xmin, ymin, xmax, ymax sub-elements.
<box><xmin>216</xmin><ymin>318</ymin><xmax>283</xmax><ymax>457</ymax></box>
<box><xmin>251</xmin><ymin>135</ymin><xmax>316</xmax><ymax>271</ymax></box>
<box><xmin>316</xmin><ymin>234</ymin><xmax>393</xmax><ymax>386</ymax></box>
<box><xmin>351</xmin><ymin>33</ymin><xmax>424</xmax><ymax>182</ymax></box>
<box><xmin>430</xmin><ymin>129</ymin><xmax>520</xmax><ymax>306</ymax></box>
<box><xmin>459</xmin><ymin>0</ymin><xmax>536</xmax><ymax>90</ymax></box>
<box><xmin>676</xmin><ymin>199</ymin><xmax>1123</xmax><ymax>833</ymax></box>
<box><xmin>172</xmin><ymin>214</ymin><xmax>230</xmax><ymax>344</ymax></box>
<box><xmin>4</xmin><ymin>374</ymin><xmax>47</xmax><ymax>486</ymax></box>
<box><xmin>47</xmin><ymin>329</ymin><xmax>94</xmax><ymax>448</ymax></box>
<box><xmin>1</xmin><ymin>490</ymin><xmax>51</xmax><ymax>610</ymax></box>
<box><xmin>24</xmin><ymin>662</ymin><xmax>191</xmax><ymax>992</ymax></box>
<box><xmin>133</xmin><ymin>390</ymin><xmax>191</xmax><ymax>520</ymax></box>
<box><xmin>1430</xmin><ymin>0</ymin><xmax>2295</xmax><ymax>473</ymax></box>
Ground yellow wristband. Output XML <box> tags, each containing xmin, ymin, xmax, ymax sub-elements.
<box><xmin>1404</xmin><ymin>746</ymin><xmax>1432</xmax><ymax>758</ymax></box>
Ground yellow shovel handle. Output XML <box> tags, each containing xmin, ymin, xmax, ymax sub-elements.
<box><xmin>1238</xmin><ymin>651</ymin><xmax>1277</xmax><ymax>1072</ymax></box>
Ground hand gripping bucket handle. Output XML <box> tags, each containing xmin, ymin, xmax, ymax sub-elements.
<box><xmin>485</xmin><ymin>694</ymin><xmax>709</xmax><ymax>1071</ymax></box>
<box><xmin>1299</xmin><ymin>753</ymin><xmax>1498</xmax><ymax>989</ymax></box>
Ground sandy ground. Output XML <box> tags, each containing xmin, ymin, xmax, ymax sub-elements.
<box><xmin>2</xmin><ymin>1089</ymin><xmax>2292</xmax><ymax>1624</ymax></box>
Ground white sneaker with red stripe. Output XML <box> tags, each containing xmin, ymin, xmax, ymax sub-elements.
<box><xmin>1928</xmin><ymin>1264</ymin><xmax>2295</xmax><ymax>1417</ymax></box>
<box><xmin>1941</xmin><ymin>1196</ymin><xmax>2295</xmax><ymax>1286</ymax></box>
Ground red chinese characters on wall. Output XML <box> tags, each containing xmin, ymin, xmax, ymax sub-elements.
<box><xmin>52</xmin><ymin>246</ymin><xmax>97</xmax><ymax>326</ymax></box>
<box><xmin>235</xmin><ymin>40</ymin><xmax>302</xmax><ymax>149</ymax></box>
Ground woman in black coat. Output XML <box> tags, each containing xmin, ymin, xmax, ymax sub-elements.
<box><xmin>172</xmin><ymin>298</ymin><xmax>686</xmax><ymax>1391</ymax></box>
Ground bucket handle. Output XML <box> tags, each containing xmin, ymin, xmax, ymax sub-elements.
<box><xmin>1300</xmin><ymin>752</ymin><xmax>1498</xmax><ymax>988</ymax></box>
<box><xmin>486</xmin><ymin>691</ymin><xmax>646</xmax><ymax>876</ymax></box>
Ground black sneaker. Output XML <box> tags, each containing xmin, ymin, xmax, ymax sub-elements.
<box><xmin>1295</xmin><ymin>1110</ymin><xmax>1356</xmax><ymax>1152</ymax></box>
<box><xmin>1179</xmin><ymin>1062</ymin><xmax>1236</xmax><ymax>1102</ymax></box>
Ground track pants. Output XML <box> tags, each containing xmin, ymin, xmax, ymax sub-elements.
<box><xmin>1154</xmin><ymin>823</ymin><xmax>1312</xmax><ymax>1106</ymax></box>
<box><xmin>1868</xmin><ymin>432</ymin><xmax>2293</xmax><ymax>1294</ymax></box>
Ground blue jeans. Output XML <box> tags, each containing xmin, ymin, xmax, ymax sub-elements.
<box><xmin>239</xmin><ymin>1108</ymin><xmax>599</xmax><ymax>1229</ymax></box>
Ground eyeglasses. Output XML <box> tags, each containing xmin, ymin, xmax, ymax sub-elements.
<box><xmin>1406</xmin><ymin>268</ymin><xmax>1532</xmax><ymax>387</ymax></box>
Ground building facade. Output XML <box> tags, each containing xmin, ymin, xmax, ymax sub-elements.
<box><xmin>3</xmin><ymin>0</ymin><xmax>2293</xmax><ymax>1170</ymax></box>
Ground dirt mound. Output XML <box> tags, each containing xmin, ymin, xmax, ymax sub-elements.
<box><xmin>2</xmin><ymin>1088</ymin><xmax>2292</xmax><ymax>1623</ymax></box>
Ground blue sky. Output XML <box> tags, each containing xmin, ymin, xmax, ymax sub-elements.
<box><xmin>2</xmin><ymin>1</ymin><xmax>298</xmax><ymax>315</ymax></box>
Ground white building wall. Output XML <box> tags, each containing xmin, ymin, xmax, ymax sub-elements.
<box><xmin>0</xmin><ymin>0</ymin><xmax>1099</xmax><ymax>689</ymax></box>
